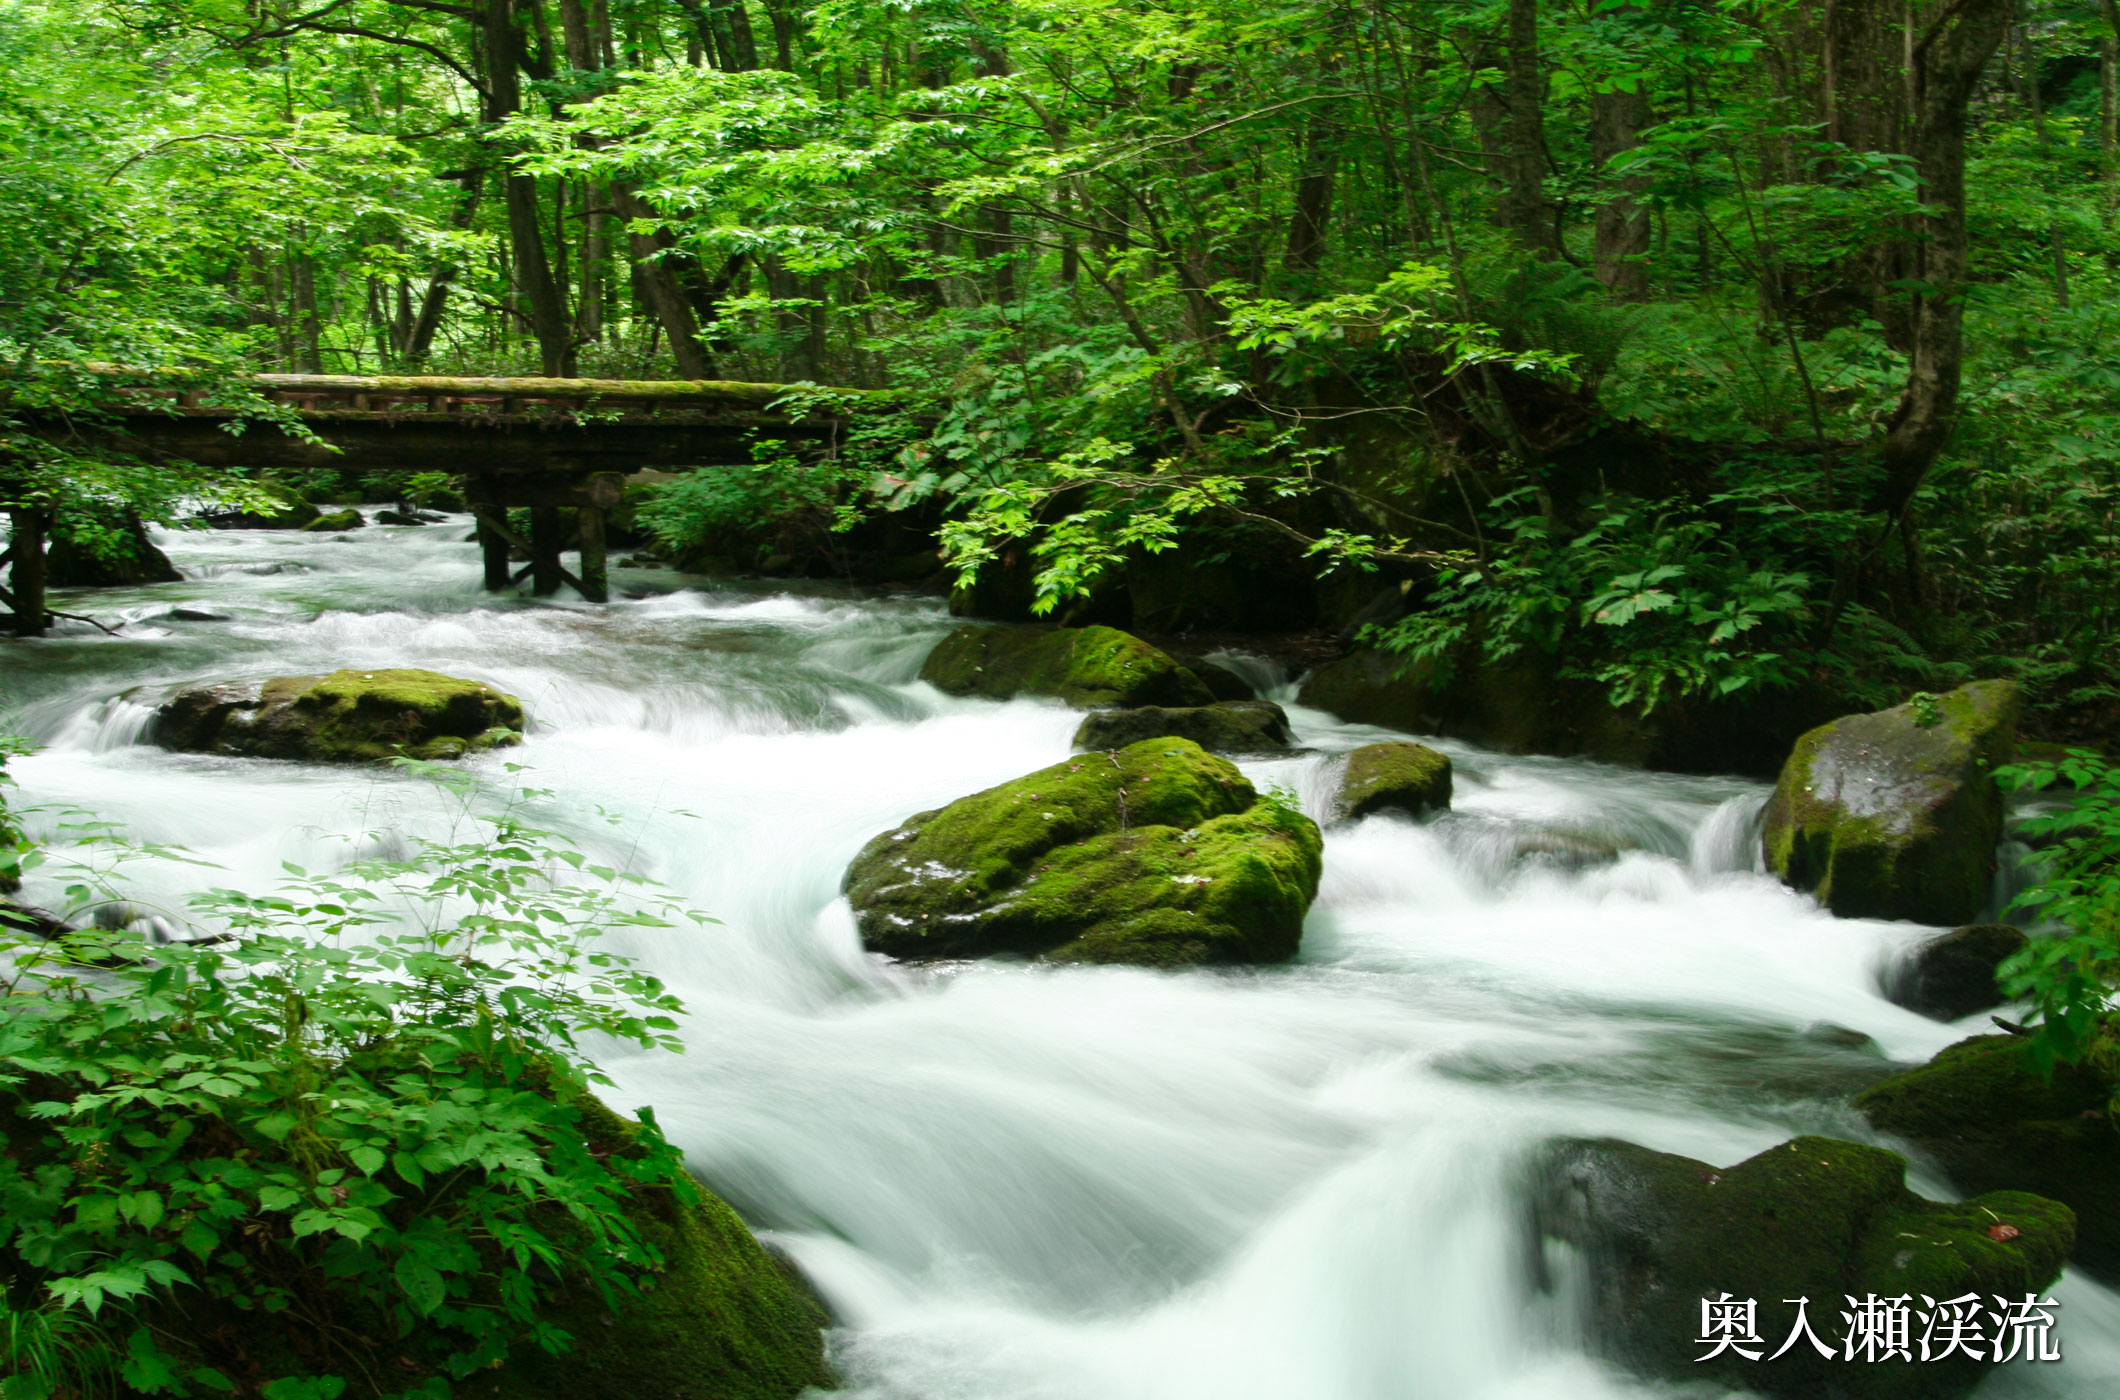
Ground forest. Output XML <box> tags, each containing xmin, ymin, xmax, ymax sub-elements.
<box><xmin>3</xmin><ymin>2</ymin><xmax>2120</xmax><ymax>1399</ymax></box>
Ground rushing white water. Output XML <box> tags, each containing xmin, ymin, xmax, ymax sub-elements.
<box><xmin>4</xmin><ymin>515</ymin><xmax>2113</xmax><ymax>1399</ymax></box>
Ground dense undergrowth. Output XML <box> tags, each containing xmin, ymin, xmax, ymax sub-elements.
<box><xmin>0</xmin><ymin>770</ymin><xmax>715</xmax><ymax>1399</ymax></box>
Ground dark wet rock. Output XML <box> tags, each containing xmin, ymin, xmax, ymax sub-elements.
<box><xmin>1073</xmin><ymin>701</ymin><xmax>1291</xmax><ymax>755</ymax></box>
<box><xmin>155</xmin><ymin>669</ymin><xmax>525</xmax><ymax>764</ymax></box>
<box><xmin>1856</xmin><ymin>1031</ymin><xmax>2120</xmax><ymax>1278</ymax></box>
<box><xmin>844</xmin><ymin>737</ymin><xmax>1321</xmax><ymax>967</ymax></box>
<box><xmin>920</xmin><ymin>625</ymin><xmax>1213</xmax><ymax>709</ymax></box>
<box><xmin>302</xmin><ymin>509</ymin><xmax>366</xmax><ymax>532</ymax></box>
<box><xmin>1762</xmin><ymin>681</ymin><xmax>2020</xmax><ymax>925</ymax></box>
<box><xmin>1533</xmin><ymin>1134</ymin><xmax>2074</xmax><ymax>1399</ymax></box>
<box><xmin>1179</xmin><ymin>658</ymin><xmax>1255</xmax><ymax>702</ymax></box>
<box><xmin>169</xmin><ymin>608</ymin><xmax>229</xmax><ymax>622</ymax></box>
<box><xmin>375</xmin><ymin>507</ymin><xmax>442</xmax><ymax>526</ymax></box>
<box><xmin>1884</xmin><ymin>924</ymin><xmax>2028</xmax><ymax>1021</ymax></box>
<box><xmin>46</xmin><ymin>511</ymin><xmax>182</xmax><ymax>588</ymax></box>
<box><xmin>1338</xmin><ymin>741</ymin><xmax>1452</xmax><ymax>820</ymax></box>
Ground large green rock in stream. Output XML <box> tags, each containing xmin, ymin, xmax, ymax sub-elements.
<box><xmin>155</xmin><ymin>668</ymin><xmax>525</xmax><ymax>763</ymax></box>
<box><xmin>1761</xmin><ymin>680</ymin><xmax>2020</xmax><ymax>925</ymax></box>
<box><xmin>1534</xmin><ymin>1134</ymin><xmax>2074</xmax><ymax>1400</ymax></box>
<box><xmin>1336</xmin><ymin>740</ymin><xmax>1452</xmax><ymax>821</ymax></box>
<box><xmin>920</xmin><ymin>624</ymin><xmax>1214</xmax><ymax>708</ymax></box>
<box><xmin>1856</xmin><ymin>1031</ymin><xmax>2120</xmax><ymax>1279</ymax></box>
<box><xmin>844</xmin><ymin>737</ymin><xmax>1322</xmax><ymax>966</ymax></box>
<box><xmin>46</xmin><ymin>510</ymin><xmax>183</xmax><ymax>587</ymax></box>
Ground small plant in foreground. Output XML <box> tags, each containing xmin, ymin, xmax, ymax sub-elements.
<box><xmin>0</xmin><ymin>772</ymin><xmax>712</xmax><ymax>1399</ymax></box>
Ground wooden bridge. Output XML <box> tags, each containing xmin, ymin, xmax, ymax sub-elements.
<box><xmin>6</xmin><ymin>371</ymin><xmax>872</xmax><ymax>632</ymax></box>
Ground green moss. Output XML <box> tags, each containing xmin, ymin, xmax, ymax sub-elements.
<box><xmin>845</xmin><ymin>738</ymin><xmax>1321</xmax><ymax>965</ymax></box>
<box><xmin>1338</xmin><ymin>741</ymin><xmax>1452</xmax><ymax>820</ymax></box>
<box><xmin>156</xmin><ymin>669</ymin><xmax>526</xmax><ymax>764</ymax></box>
<box><xmin>1856</xmin><ymin>1033</ymin><xmax>2120</xmax><ymax>1277</ymax></box>
<box><xmin>1544</xmin><ymin>1133</ymin><xmax>2075</xmax><ymax>1400</ymax></box>
<box><xmin>301</xmin><ymin>508</ymin><xmax>366</xmax><ymax>532</ymax></box>
<box><xmin>1761</xmin><ymin>680</ymin><xmax>2019</xmax><ymax>924</ymax></box>
<box><xmin>920</xmin><ymin>624</ymin><xmax>1214</xmax><ymax>708</ymax></box>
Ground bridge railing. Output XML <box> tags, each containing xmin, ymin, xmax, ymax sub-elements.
<box><xmin>121</xmin><ymin>372</ymin><xmax>857</xmax><ymax>420</ymax></box>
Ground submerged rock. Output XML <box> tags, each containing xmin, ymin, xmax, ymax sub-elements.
<box><xmin>46</xmin><ymin>511</ymin><xmax>183</xmax><ymax>588</ymax></box>
<box><xmin>1072</xmin><ymin>701</ymin><xmax>1291</xmax><ymax>754</ymax></box>
<box><xmin>920</xmin><ymin>624</ymin><xmax>1213</xmax><ymax>709</ymax></box>
<box><xmin>843</xmin><ymin>737</ymin><xmax>1321</xmax><ymax>966</ymax></box>
<box><xmin>1534</xmin><ymin>1134</ymin><xmax>2074</xmax><ymax>1399</ymax></box>
<box><xmin>1762</xmin><ymin>681</ymin><xmax>2019</xmax><ymax>925</ymax></box>
<box><xmin>1337</xmin><ymin>741</ymin><xmax>1452</xmax><ymax>820</ymax></box>
<box><xmin>1884</xmin><ymin>923</ymin><xmax>2027</xmax><ymax>1021</ymax></box>
<box><xmin>1856</xmin><ymin>1032</ymin><xmax>2119</xmax><ymax>1278</ymax></box>
<box><xmin>155</xmin><ymin>668</ymin><xmax>525</xmax><ymax>764</ymax></box>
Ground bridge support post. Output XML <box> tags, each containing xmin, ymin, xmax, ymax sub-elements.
<box><xmin>577</xmin><ymin>502</ymin><xmax>608</xmax><ymax>604</ymax></box>
<box><xmin>529</xmin><ymin>508</ymin><xmax>565</xmax><ymax>597</ymax></box>
<box><xmin>472</xmin><ymin>505</ymin><xmax>512</xmax><ymax>592</ymax></box>
<box><xmin>6</xmin><ymin>507</ymin><xmax>49</xmax><ymax>637</ymax></box>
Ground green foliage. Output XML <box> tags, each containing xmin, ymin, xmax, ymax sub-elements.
<box><xmin>0</xmin><ymin>774</ymin><xmax>714</xmax><ymax>1397</ymax></box>
<box><xmin>1367</xmin><ymin>486</ymin><xmax>1815</xmax><ymax>714</ymax></box>
<box><xmin>1998</xmin><ymin>751</ymin><xmax>2120</xmax><ymax>1070</ymax></box>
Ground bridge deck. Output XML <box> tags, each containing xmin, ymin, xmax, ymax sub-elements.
<box><xmin>6</xmin><ymin>372</ymin><xmax>881</xmax><ymax>632</ymax></box>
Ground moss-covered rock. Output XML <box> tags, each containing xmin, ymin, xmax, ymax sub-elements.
<box><xmin>302</xmin><ymin>508</ymin><xmax>367</xmax><ymax>532</ymax></box>
<box><xmin>1179</xmin><ymin>657</ymin><xmax>1256</xmax><ymax>702</ymax></box>
<box><xmin>1761</xmin><ymin>681</ymin><xmax>2020</xmax><ymax>925</ymax></box>
<box><xmin>1072</xmin><ymin>701</ymin><xmax>1291</xmax><ymax>754</ymax></box>
<box><xmin>46</xmin><ymin>510</ymin><xmax>183</xmax><ymax>587</ymax></box>
<box><xmin>844</xmin><ymin>737</ymin><xmax>1321</xmax><ymax>966</ymax></box>
<box><xmin>155</xmin><ymin>668</ymin><xmax>525</xmax><ymax>764</ymax></box>
<box><xmin>1883</xmin><ymin>923</ymin><xmax>2027</xmax><ymax>1021</ymax></box>
<box><xmin>1856</xmin><ymin>1032</ymin><xmax>2119</xmax><ymax>1278</ymax></box>
<box><xmin>480</xmin><ymin>1095</ymin><xmax>832</xmax><ymax>1400</ymax></box>
<box><xmin>1533</xmin><ymin>1134</ymin><xmax>2075</xmax><ymax>1399</ymax></box>
<box><xmin>1337</xmin><ymin>741</ymin><xmax>1451</xmax><ymax>820</ymax></box>
<box><xmin>920</xmin><ymin>624</ymin><xmax>1214</xmax><ymax>708</ymax></box>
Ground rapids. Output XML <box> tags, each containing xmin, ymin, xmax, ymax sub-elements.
<box><xmin>4</xmin><ymin>514</ymin><xmax>2113</xmax><ymax>1399</ymax></box>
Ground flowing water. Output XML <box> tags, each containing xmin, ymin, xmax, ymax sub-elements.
<box><xmin>4</xmin><ymin>516</ymin><xmax>2114</xmax><ymax>1399</ymax></box>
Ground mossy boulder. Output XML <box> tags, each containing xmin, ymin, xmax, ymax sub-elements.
<box><xmin>1337</xmin><ymin>741</ymin><xmax>1452</xmax><ymax>820</ymax></box>
<box><xmin>844</xmin><ymin>737</ymin><xmax>1321</xmax><ymax>966</ymax></box>
<box><xmin>155</xmin><ymin>668</ymin><xmax>525</xmax><ymax>763</ymax></box>
<box><xmin>1762</xmin><ymin>681</ymin><xmax>2020</xmax><ymax>925</ymax></box>
<box><xmin>480</xmin><ymin>1095</ymin><xmax>832</xmax><ymax>1400</ymax></box>
<box><xmin>1183</xmin><ymin>658</ymin><xmax>1256</xmax><ymax>702</ymax></box>
<box><xmin>920</xmin><ymin>624</ymin><xmax>1214</xmax><ymax>708</ymax></box>
<box><xmin>1856</xmin><ymin>1032</ymin><xmax>2120</xmax><ymax>1278</ymax></box>
<box><xmin>1883</xmin><ymin>923</ymin><xmax>2027</xmax><ymax>1021</ymax></box>
<box><xmin>302</xmin><ymin>508</ymin><xmax>367</xmax><ymax>532</ymax></box>
<box><xmin>1533</xmin><ymin>1134</ymin><xmax>2074</xmax><ymax>1399</ymax></box>
<box><xmin>46</xmin><ymin>510</ymin><xmax>183</xmax><ymax>587</ymax></box>
<box><xmin>1072</xmin><ymin>700</ymin><xmax>1291</xmax><ymax>754</ymax></box>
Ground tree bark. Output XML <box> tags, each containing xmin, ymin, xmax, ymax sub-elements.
<box><xmin>483</xmin><ymin>0</ymin><xmax>574</xmax><ymax>375</ymax></box>
<box><xmin>1590</xmin><ymin>86</ymin><xmax>1651</xmax><ymax>296</ymax></box>
<box><xmin>1874</xmin><ymin>0</ymin><xmax>2013</xmax><ymax>517</ymax></box>
<box><xmin>1467</xmin><ymin>0</ymin><xmax>1560</xmax><ymax>256</ymax></box>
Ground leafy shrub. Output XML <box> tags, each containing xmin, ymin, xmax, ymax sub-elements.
<box><xmin>0</xmin><ymin>775</ymin><xmax>711</xmax><ymax>1398</ymax></box>
<box><xmin>1998</xmin><ymin>750</ymin><xmax>2120</xmax><ymax>1073</ymax></box>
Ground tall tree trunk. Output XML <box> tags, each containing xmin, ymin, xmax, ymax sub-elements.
<box><xmin>2102</xmin><ymin>30</ymin><xmax>2118</xmax><ymax>234</ymax></box>
<box><xmin>1467</xmin><ymin>0</ymin><xmax>1560</xmax><ymax>256</ymax></box>
<box><xmin>483</xmin><ymin>0</ymin><xmax>574</xmax><ymax>375</ymax></box>
<box><xmin>406</xmin><ymin>173</ymin><xmax>483</xmax><ymax>367</ymax></box>
<box><xmin>1590</xmin><ymin>86</ymin><xmax>1651</xmax><ymax>296</ymax></box>
<box><xmin>613</xmin><ymin>186</ymin><xmax>716</xmax><ymax>378</ymax></box>
<box><xmin>1875</xmin><ymin>0</ymin><xmax>2013</xmax><ymax>517</ymax></box>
